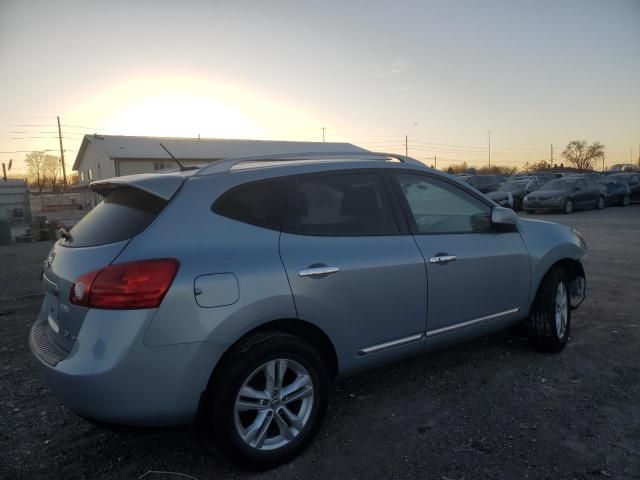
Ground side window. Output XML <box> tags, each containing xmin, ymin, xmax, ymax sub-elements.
<box><xmin>212</xmin><ymin>179</ymin><xmax>286</xmax><ymax>230</ymax></box>
<box><xmin>393</xmin><ymin>173</ymin><xmax>492</xmax><ymax>234</ymax></box>
<box><xmin>284</xmin><ymin>172</ymin><xmax>399</xmax><ymax>235</ymax></box>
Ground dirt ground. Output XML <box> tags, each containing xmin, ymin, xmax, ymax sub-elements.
<box><xmin>1</xmin><ymin>206</ymin><xmax>639</xmax><ymax>480</ymax></box>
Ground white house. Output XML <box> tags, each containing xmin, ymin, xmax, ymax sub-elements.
<box><xmin>72</xmin><ymin>134</ymin><xmax>366</xmax><ymax>186</ymax></box>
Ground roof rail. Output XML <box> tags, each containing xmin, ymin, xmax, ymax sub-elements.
<box><xmin>194</xmin><ymin>151</ymin><xmax>424</xmax><ymax>176</ymax></box>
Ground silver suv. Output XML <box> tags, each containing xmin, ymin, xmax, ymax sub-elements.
<box><xmin>30</xmin><ymin>152</ymin><xmax>586</xmax><ymax>468</ymax></box>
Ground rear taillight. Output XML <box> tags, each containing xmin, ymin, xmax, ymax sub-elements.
<box><xmin>69</xmin><ymin>259</ymin><xmax>179</xmax><ymax>309</ymax></box>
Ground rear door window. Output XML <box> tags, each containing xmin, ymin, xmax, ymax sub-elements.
<box><xmin>62</xmin><ymin>187</ymin><xmax>166</xmax><ymax>248</ymax></box>
<box><xmin>284</xmin><ymin>172</ymin><xmax>399</xmax><ymax>235</ymax></box>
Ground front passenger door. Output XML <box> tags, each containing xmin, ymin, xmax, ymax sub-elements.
<box><xmin>390</xmin><ymin>172</ymin><xmax>530</xmax><ymax>337</ymax></box>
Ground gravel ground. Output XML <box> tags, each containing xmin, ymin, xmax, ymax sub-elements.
<box><xmin>2</xmin><ymin>206</ymin><xmax>639</xmax><ymax>480</ymax></box>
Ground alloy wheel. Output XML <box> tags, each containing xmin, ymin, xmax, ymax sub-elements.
<box><xmin>555</xmin><ymin>282</ymin><xmax>568</xmax><ymax>338</ymax></box>
<box><xmin>564</xmin><ymin>199</ymin><xmax>573</xmax><ymax>214</ymax></box>
<box><xmin>234</xmin><ymin>359</ymin><xmax>314</xmax><ymax>451</ymax></box>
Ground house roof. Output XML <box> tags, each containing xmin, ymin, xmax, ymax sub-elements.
<box><xmin>73</xmin><ymin>134</ymin><xmax>366</xmax><ymax>170</ymax></box>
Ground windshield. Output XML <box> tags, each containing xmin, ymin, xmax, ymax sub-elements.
<box><xmin>61</xmin><ymin>187</ymin><xmax>167</xmax><ymax>248</ymax></box>
<box><xmin>540</xmin><ymin>179</ymin><xmax>576</xmax><ymax>191</ymax></box>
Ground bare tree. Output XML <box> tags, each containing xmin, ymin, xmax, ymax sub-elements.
<box><xmin>42</xmin><ymin>155</ymin><xmax>61</xmax><ymax>190</ymax></box>
<box><xmin>562</xmin><ymin>141</ymin><xmax>605</xmax><ymax>171</ymax></box>
<box><xmin>24</xmin><ymin>151</ymin><xmax>47</xmax><ymax>192</ymax></box>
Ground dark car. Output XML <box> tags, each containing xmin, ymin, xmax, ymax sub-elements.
<box><xmin>487</xmin><ymin>177</ymin><xmax>541</xmax><ymax>211</ymax></box>
<box><xmin>599</xmin><ymin>178</ymin><xmax>632</xmax><ymax>206</ymax></box>
<box><xmin>570</xmin><ymin>173</ymin><xmax>607</xmax><ymax>196</ymax></box>
<box><xmin>607</xmin><ymin>173</ymin><xmax>640</xmax><ymax>203</ymax></box>
<box><xmin>523</xmin><ymin>177</ymin><xmax>605</xmax><ymax>214</ymax></box>
<box><xmin>463</xmin><ymin>175</ymin><xmax>500</xmax><ymax>193</ymax></box>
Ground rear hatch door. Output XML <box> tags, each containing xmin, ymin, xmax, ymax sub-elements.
<box><xmin>42</xmin><ymin>173</ymin><xmax>186</xmax><ymax>352</ymax></box>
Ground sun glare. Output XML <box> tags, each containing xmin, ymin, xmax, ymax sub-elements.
<box><xmin>67</xmin><ymin>76</ymin><xmax>318</xmax><ymax>141</ymax></box>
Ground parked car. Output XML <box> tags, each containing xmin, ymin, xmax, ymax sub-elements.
<box><xmin>512</xmin><ymin>171</ymin><xmax>555</xmax><ymax>185</ymax></box>
<box><xmin>29</xmin><ymin>152</ymin><xmax>587</xmax><ymax>469</ymax></box>
<box><xmin>570</xmin><ymin>173</ymin><xmax>607</xmax><ymax>196</ymax></box>
<box><xmin>606</xmin><ymin>173</ymin><xmax>640</xmax><ymax>203</ymax></box>
<box><xmin>599</xmin><ymin>178</ymin><xmax>633</xmax><ymax>206</ymax></box>
<box><xmin>523</xmin><ymin>177</ymin><xmax>605</xmax><ymax>214</ymax></box>
<box><xmin>608</xmin><ymin>163</ymin><xmax>639</xmax><ymax>173</ymax></box>
<box><xmin>486</xmin><ymin>177</ymin><xmax>541</xmax><ymax>211</ymax></box>
<box><xmin>462</xmin><ymin>174</ymin><xmax>500</xmax><ymax>193</ymax></box>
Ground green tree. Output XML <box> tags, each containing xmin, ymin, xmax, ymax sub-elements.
<box><xmin>562</xmin><ymin>141</ymin><xmax>604</xmax><ymax>171</ymax></box>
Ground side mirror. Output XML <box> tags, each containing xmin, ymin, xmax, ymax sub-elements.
<box><xmin>491</xmin><ymin>207</ymin><xmax>518</xmax><ymax>228</ymax></box>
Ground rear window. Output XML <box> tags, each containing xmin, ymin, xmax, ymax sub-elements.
<box><xmin>61</xmin><ymin>187</ymin><xmax>166</xmax><ymax>248</ymax></box>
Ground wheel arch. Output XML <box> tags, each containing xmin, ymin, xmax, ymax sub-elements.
<box><xmin>529</xmin><ymin>258</ymin><xmax>585</xmax><ymax>315</ymax></box>
<box><xmin>206</xmin><ymin>318</ymin><xmax>339</xmax><ymax>390</ymax></box>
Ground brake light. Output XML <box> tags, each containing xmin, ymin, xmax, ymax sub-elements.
<box><xmin>69</xmin><ymin>259</ymin><xmax>179</xmax><ymax>309</ymax></box>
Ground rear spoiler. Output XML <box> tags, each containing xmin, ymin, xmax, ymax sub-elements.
<box><xmin>90</xmin><ymin>172</ymin><xmax>190</xmax><ymax>200</ymax></box>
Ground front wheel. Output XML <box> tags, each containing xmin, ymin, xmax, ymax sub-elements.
<box><xmin>200</xmin><ymin>332</ymin><xmax>329</xmax><ymax>470</ymax></box>
<box><xmin>596</xmin><ymin>196</ymin><xmax>605</xmax><ymax>210</ymax></box>
<box><xmin>513</xmin><ymin>198</ymin><xmax>523</xmax><ymax>211</ymax></box>
<box><xmin>527</xmin><ymin>268</ymin><xmax>571</xmax><ymax>352</ymax></box>
<box><xmin>563</xmin><ymin>199</ymin><xmax>573</xmax><ymax>214</ymax></box>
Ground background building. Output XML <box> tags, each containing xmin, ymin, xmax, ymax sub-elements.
<box><xmin>73</xmin><ymin>134</ymin><xmax>365</xmax><ymax>184</ymax></box>
<box><xmin>0</xmin><ymin>179</ymin><xmax>31</xmax><ymax>222</ymax></box>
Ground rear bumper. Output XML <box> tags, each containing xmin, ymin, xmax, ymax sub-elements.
<box><xmin>29</xmin><ymin>308</ymin><xmax>227</xmax><ymax>426</ymax></box>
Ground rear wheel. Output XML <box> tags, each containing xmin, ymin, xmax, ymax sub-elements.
<box><xmin>527</xmin><ymin>268</ymin><xmax>571</xmax><ymax>352</ymax></box>
<box><xmin>199</xmin><ymin>332</ymin><xmax>329</xmax><ymax>470</ymax></box>
<box><xmin>562</xmin><ymin>199</ymin><xmax>573</xmax><ymax>214</ymax></box>
<box><xmin>596</xmin><ymin>196</ymin><xmax>605</xmax><ymax>209</ymax></box>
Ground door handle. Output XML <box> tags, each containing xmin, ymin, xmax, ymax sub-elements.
<box><xmin>429</xmin><ymin>255</ymin><xmax>457</xmax><ymax>265</ymax></box>
<box><xmin>299</xmin><ymin>266</ymin><xmax>339</xmax><ymax>277</ymax></box>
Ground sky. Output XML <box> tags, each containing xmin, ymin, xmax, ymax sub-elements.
<box><xmin>1</xmin><ymin>0</ymin><xmax>639</xmax><ymax>174</ymax></box>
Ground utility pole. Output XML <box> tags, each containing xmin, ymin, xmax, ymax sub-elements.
<box><xmin>488</xmin><ymin>130</ymin><xmax>492</xmax><ymax>169</ymax></box>
<box><xmin>405</xmin><ymin>134</ymin><xmax>408</xmax><ymax>157</ymax></box>
<box><xmin>550</xmin><ymin>144</ymin><xmax>553</xmax><ymax>166</ymax></box>
<box><xmin>321</xmin><ymin>127</ymin><xmax>326</xmax><ymax>142</ymax></box>
<box><xmin>57</xmin><ymin>116</ymin><xmax>68</xmax><ymax>191</ymax></box>
<box><xmin>602</xmin><ymin>153</ymin><xmax>605</xmax><ymax>172</ymax></box>
<box><xmin>434</xmin><ymin>154</ymin><xmax>437</xmax><ymax>170</ymax></box>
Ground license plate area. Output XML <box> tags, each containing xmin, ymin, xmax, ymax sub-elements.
<box><xmin>43</xmin><ymin>275</ymin><xmax>61</xmax><ymax>334</ymax></box>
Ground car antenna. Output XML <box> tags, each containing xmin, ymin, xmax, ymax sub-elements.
<box><xmin>159</xmin><ymin>142</ymin><xmax>186</xmax><ymax>171</ymax></box>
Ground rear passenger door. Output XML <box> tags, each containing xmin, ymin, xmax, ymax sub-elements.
<box><xmin>279</xmin><ymin>171</ymin><xmax>427</xmax><ymax>370</ymax></box>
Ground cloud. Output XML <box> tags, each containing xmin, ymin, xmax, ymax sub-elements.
<box><xmin>377</xmin><ymin>57</ymin><xmax>409</xmax><ymax>77</ymax></box>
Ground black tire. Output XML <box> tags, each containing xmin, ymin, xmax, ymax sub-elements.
<box><xmin>562</xmin><ymin>198</ymin><xmax>573</xmax><ymax>214</ymax></box>
<box><xmin>596</xmin><ymin>196</ymin><xmax>605</xmax><ymax>210</ymax></box>
<box><xmin>621</xmin><ymin>194</ymin><xmax>631</xmax><ymax>207</ymax></box>
<box><xmin>199</xmin><ymin>332</ymin><xmax>329</xmax><ymax>470</ymax></box>
<box><xmin>513</xmin><ymin>198</ymin><xmax>523</xmax><ymax>211</ymax></box>
<box><xmin>527</xmin><ymin>268</ymin><xmax>571</xmax><ymax>352</ymax></box>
